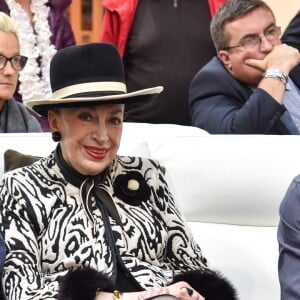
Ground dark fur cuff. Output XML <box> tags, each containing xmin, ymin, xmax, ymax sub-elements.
<box><xmin>58</xmin><ymin>267</ymin><xmax>238</xmax><ymax>300</ymax></box>
<box><xmin>58</xmin><ymin>268</ymin><xmax>115</xmax><ymax>300</ymax></box>
<box><xmin>173</xmin><ymin>269</ymin><xmax>238</xmax><ymax>300</ymax></box>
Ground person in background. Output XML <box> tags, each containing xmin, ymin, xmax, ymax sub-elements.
<box><xmin>277</xmin><ymin>10</ymin><xmax>300</xmax><ymax>300</ymax></box>
<box><xmin>278</xmin><ymin>173</ymin><xmax>300</xmax><ymax>300</ymax></box>
<box><xmin>0</xmin><ymin>12</ymin><xmax>41</xmax><ymax>132</ymax></box>
<box><xmin>101</xmin><ymin>0</ymin><xmax>227</xmax><ymax>126</ymax></box>
<box><xmin>0</xmin><ymin>43</ymin><xmax>237</xmax><ymax>300</ymax></box>
<box><xmin>281</xmin><ymin>10</ymin><xmax>300</xmax><ymax>51</ymax></box>
<box><xmin>189</xmin><ymin>0</ymin><xmax>300</xmax><ymax>134</ymax></box>
<box><xmin>0</xmin><ymin>0</ymin><xmax>75</xmax><ymax>131</ymax></box>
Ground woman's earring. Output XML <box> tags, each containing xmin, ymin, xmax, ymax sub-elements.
<box><xmin>52</xmin><ymin>131</ymin><xmax>61</xmax><ymax>142</ymax></box>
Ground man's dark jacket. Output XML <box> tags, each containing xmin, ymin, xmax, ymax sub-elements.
<box><xmin>189</xmin><ymin>57</ymin><xmax>300</xmax><ymax>134</ymax></box>
<box><xmin>282</xmin><ymin>11</ymin><xmax>300</xmax><ymax>50</ymax></box>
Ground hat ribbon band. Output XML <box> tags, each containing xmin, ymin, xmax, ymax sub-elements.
<box><xmin>52</xmin><ymin>82</ymin><xmax>127</xmax><ymax>99</ymax></box>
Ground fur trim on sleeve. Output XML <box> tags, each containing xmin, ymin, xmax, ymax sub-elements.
<box><xmin>173</xmin><ymin>269</ymin><xmax>238</xmax><ymax>300</ymax></box>
<box><xmin>58</xmin><ymin>268</ymin><xmax>115</xmax><ymax>300</ymax></box>
<box><xmin>58</xmin><ymin>267</ymin><xmax>238</xmax><ymax>300</ymax></box>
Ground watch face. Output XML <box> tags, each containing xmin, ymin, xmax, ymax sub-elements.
<box><xmin>264</xmin><ymin>69</ymin><xmax>287</xmax><ymax>85</ymax></box>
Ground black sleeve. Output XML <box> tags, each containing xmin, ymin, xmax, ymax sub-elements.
<box><xmin>281</xmin><ymin>11</ymin><xmax>300</xmax><ymax>50</ymax></box>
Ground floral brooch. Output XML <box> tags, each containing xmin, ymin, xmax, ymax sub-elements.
<box><xmin>113</xmin><ymin>171</ymin><xmax>151</xmax><ymax>206</ymax></box>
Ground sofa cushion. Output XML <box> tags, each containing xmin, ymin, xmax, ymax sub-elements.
<box><xmin>4</xmin><ymin>135</ymin><xmax>151</xmax><ymax>173</ymax></box>
<box><xmin>4</xmin><ymin>149</ymin><xmax>41</xmax><ymax>172</ymax></box>
<box><xmin>188</xmin><ymin>221</ymin><xmax>279</xmax><ymax>300</ymax></box>
<box><xmin>150</xmin><ymin>135</ymin><xmax>300</xmax><ymax>226</ymax></box>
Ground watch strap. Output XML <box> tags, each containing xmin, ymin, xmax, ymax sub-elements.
<box><xmin>263</xmin><ymin>69</ymin><xmax>288</xmax><ymax>85</ymax></box>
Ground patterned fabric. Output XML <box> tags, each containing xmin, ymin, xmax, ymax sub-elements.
<box><xmin>0</xmin><ymin>153</ymin><xmax>207</xmax><ymax>300</ymax></box>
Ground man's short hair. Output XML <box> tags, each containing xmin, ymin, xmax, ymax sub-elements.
<box><xmin>210</xmin><ymin>0</ymin><xmax>275</xmax><ymax>52</ymax></box>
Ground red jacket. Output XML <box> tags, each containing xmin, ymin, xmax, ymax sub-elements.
<box><xmin>101</xmin><ymin>0</ymin><xmax>227</xmax><ymax>57</ymax></box>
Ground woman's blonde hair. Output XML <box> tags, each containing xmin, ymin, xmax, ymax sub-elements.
<box><xmin>0</xmin><ymin>12</ymin><xmax>18</xmax><ymax>38</ymax></box>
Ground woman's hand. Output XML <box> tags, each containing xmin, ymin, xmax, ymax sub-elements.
<box><xmin>95</xmin><ymin>281</ymin><xmax>205</xmax><ymax>300</ymax></box>
<box><xmin>135</xmin><ymin>281</ymin><xmax>205</xmax><ymax>300</ymax></box>
<box><xmin>136</xmin><ymin>286</ymin><xmax>173</xmax><ymax>299</ymax></box>
<box><xmin>162</xmin><ymin>281</ymin><xmax>205</xmax><ymax>300</ymax></box>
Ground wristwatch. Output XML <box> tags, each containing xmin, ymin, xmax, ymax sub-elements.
<box><xmin>263</xmin><ymin>69</ymin><xmax>288</xmax><ymax>85</ymax></box>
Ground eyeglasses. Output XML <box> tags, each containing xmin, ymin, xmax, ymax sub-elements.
<box><xmin>0</xmin><ymin>55</ymin><xmax>28</xmax><ymax>70</ymax></box>
<box><xmin>223</xmin><ymin>26</ymin><xmax>281</xmax><ymax>51</ymax></box>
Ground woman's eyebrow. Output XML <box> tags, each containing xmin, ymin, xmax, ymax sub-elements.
<box><xmin>110</xmin><ymin>108</ymin><xmax>124</xmax><ymax>114</ymax></box>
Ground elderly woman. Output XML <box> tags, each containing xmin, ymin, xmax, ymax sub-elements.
<box><xmin>0</xmin><ymin>12</ymin><xmax>41</xmax><ymax>132</ymax></box>
<box><xmin>0</xmin><ymin>43</ymin><xmax>236</xmax><ymax>300</ymax></box>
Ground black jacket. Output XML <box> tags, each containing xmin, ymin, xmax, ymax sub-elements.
<box><xmin>282</xmin><ymin>11</ymin><xmax>300</xmax><ymax>50</ymax></box>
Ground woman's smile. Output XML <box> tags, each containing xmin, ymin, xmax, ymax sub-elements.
<box><xmin>84</xmin><ymin>145</ymin><xmax>109</xmax><ymax>160</ymax></box>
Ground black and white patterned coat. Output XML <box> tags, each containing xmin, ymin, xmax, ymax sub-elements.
<box><xmin>0</xmin><ymin>153</ymin><xmax>207</xmax><ymax>300</ymax></box>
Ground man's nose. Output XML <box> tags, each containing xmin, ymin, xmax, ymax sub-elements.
<box><xmin>259</xmin><ymin>35</ymin><xmax>274</xmax><ymax>52</ymax></box>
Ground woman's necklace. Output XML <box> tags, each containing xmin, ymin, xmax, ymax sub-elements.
<box><xmin>5</xmin><ymin>0</ymin><xmax>56</xmax><ymax>103</ymax></box>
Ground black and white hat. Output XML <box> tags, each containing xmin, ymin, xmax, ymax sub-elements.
<box><xmin>26</xmin><ymin>43</ymin><xmax>163</xmax><ymax>116</ymax></box>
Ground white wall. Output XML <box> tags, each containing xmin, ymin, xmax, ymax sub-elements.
<box><xmin>264</xmin><ymin>0</ymin><xmax>299</xmax><ymax>31</ymax></box>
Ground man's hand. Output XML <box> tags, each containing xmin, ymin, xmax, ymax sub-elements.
<box><xmin>245</xmin><ymin>43</ymin><xmax>300</xmax><ymax>73</ymax></box>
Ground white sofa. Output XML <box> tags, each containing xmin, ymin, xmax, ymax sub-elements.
<box><xmin>1</xmin><ymin>122</ymin><xmax>298</xmax><ymax>300</ymax></box>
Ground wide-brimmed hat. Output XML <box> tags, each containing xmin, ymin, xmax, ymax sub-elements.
<box><xmin>26</xmin><ymin>43</ymin><xmax>163</xmax><ymax>117</ymax></box>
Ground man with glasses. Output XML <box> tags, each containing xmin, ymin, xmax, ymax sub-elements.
<box><xmin>0</xmin><ymin>12</ymin><xmax>41</xmax><ymax>132</ymax></box>
<box><xmin>189</xmin><ymin>0</ymin><xmax>300</xmax><ymax>134</ymax></box>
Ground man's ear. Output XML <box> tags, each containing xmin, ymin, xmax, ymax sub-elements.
<box><xmin>218</xmin><ymin>50</ymin><xmax>233</xmax><ymax>72</ymax></box>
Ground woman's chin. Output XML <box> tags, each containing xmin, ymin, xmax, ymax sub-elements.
<box><xmin>76</xmin><ymin>160</ymin><xmax>111</xmax><ymax>176</ymax></box>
